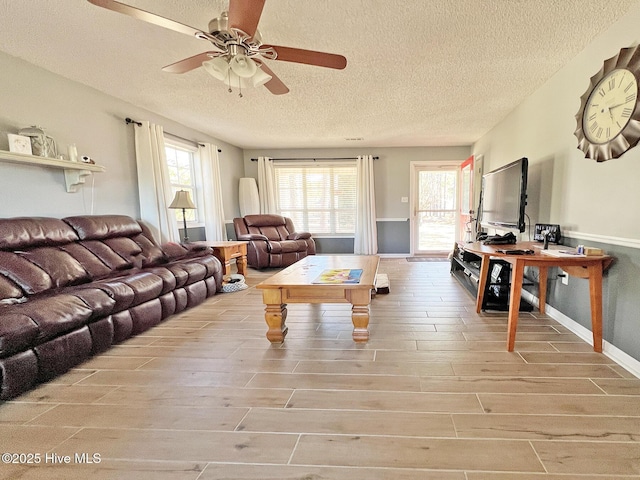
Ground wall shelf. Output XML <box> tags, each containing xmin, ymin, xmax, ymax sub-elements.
<box><xmin>0</xmin><ymin>149</ymin><xmax>105</xmax><ymax>192</ymax></box>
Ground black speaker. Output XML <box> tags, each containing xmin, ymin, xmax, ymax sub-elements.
<box><xmin>534</xmin><ymin>224</ymin><xmax>561</xmax><ymax>243</ymax></box>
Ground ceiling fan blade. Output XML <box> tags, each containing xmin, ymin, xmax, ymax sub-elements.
<box><xmin>87</xmin><ymin>0</ymin><xmax>205</xmax><ymax>38</ymax></box>
<box><xmin>263</xmin><ymin>45</ymin><xmax>347</xmax><ymax>70</ymax></box>
<box><xmin>257</xmin><ymin>62</ymin><xmax>290</xmax><ymax>95</ymax></box>
<box><xmin>162</xmin><ymin>52</ymin><xmax>219</xmax><ymax>74</ymax></box>
<box><xmin>227</xmin><ymin>0</ymin><xmax>266</xmax><ymax>39</ymax></box>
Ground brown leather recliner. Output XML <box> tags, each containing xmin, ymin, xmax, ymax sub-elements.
<box><xmin>233</xmin><ymin>214</ymin><xmax>316</xmax><ymax>269</ymax></box>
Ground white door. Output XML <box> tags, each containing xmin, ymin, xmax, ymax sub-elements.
<box><xmin>410</xmin><ymin>163</ymin><xmax>459</xmax><ymax>255</ymax></box>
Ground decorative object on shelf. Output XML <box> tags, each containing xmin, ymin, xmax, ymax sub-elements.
<box><xmin>7</xmin><ymin>134</ymin><xmax>32</xmax><ymax>155</ymax></box>
<box><xmin>18</xmin><ymin>126</ymin><xmax>57</xmax><ymax>158</ymax></box>
<box><xmin>168</xmin><ymin>190</ymin><xmax>196</xmax><ymax>242</ymax></box>
<box><xmin>574</xmin><ymin>44</ymin><xmax>640</xmax><ymax>162</ymax></box>
<box><xmin>80</xmin><ymin>155</ymin><xmax>95</xmax><ymax>164</ymax></box>
<box><xmin>238</xmin><ymin>177</ymin><xmax>260</xmax><ymax>216</ymax></box>
<box><xmin>68</xmin><ymin>144</ymin><xmax>78</xmax><ymax>162</ymax></box>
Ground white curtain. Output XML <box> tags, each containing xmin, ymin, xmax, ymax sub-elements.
<box><xmin>354</xmin><ymin>154</ymin><xmax>378</xmax><ymax>254</ymax></box>
<box><xmin>257</xmin><ymin>156</ymin><xmax>277</xmax><ymax>214</ymax></box>
<box><xmin>134</xmin><ymin>121</ymin><xmax>179</xmax><ymax>243</ymax></box>
<box><xmin>198</xmin><ymin>143</ymin><xmax>227</xmax><ymax>241</ymax></box>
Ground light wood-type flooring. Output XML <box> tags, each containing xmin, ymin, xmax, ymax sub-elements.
<box><xmin>2</xmin><ymin>258</ymin><xmax>640</xmax><ymax>479</ymax></box>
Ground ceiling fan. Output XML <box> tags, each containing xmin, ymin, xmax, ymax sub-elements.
<box><xmin>87</xmin><ymin>0</ymin><xmax>347</xmax><ymax>96</ymax></box>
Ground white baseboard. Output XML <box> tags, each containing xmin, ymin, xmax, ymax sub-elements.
<box><xmin>521</xmin><ymin>290</ymin><xmax>640</xmax><ymax>379</ymax></box>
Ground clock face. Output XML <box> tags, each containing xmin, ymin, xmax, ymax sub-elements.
<box><xmin>574</xmin><ymin>45</ymin><xmax>640</xmax><ymax>162</ymax></box>
<box><xmin>583</xmin><ymin>69</ymin><xmax>637</xmax><ymax>144</ymax></box>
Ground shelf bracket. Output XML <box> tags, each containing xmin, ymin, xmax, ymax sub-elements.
<box><xmin>64</xmin><ymin>169</ymin><xmax>93</xmax><ymax>193</ymax></box>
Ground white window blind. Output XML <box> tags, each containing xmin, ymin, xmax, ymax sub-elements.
<box><xmin>274</xmin><ymin>163</ymin><xmax>357</xmax><ymax>235</ymax></box>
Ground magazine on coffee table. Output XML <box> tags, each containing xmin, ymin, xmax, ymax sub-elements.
<box><xmin>313</xmin><ymin>269</ymin><xmax>363</xmax><ymax>284</ymax></box>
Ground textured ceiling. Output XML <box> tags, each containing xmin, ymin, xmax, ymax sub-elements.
<box><xmin>0</xmin><ymin>0</ymin><xmax>638</xmax><ymax>149</ymax></box>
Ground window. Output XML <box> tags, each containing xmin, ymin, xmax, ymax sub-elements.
<box><xmin>164</xmin><ymin>141</ymin><xmax>201</xmax><ymax>225</ymax></box>
<box><xmin>274</xmin><ymin>163</ymin><xmax>357</xmax><ymax>236</ymax></box>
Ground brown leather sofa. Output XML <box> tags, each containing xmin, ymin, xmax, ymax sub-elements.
<box><xmin>233</xmin><ymin>214</ymin><xmax>316</xmax><ymax>269</ymax></box>
<box><xmin>0</xmin><ymin>215</ymin><xmax>223</xmax><ymax>400</ymax></box>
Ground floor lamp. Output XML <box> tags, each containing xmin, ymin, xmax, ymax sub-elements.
<box><xmin>168</xmin><ymin>190</ymin><xmax>196</xmax><ymax>243</ymax></box>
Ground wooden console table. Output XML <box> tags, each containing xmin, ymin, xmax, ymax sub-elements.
<box><xmin>461</xmin><ymin>241</ymin><xmax>613</xmax><ymax>352</ymax></box>
<box><xmin>193</xmin><ymin>241</ymin><xmax>248</xmax><ymax>276</ymax></box>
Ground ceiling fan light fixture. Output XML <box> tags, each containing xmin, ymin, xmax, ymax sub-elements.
<box><xmin>227</xmin><ymin>70</ymin><xmax>251</xmax><ymax>90</ymax></box>
<box><xmin>229</xmin><ymin>54</ymin><xmax>257</xmax><ymax>78</ymax></box>
<box><xmin>251</xmin><ymin>67</ymin><xmax>272</xmax><ymax>87</ymax></box>
<box><xmin>202</xmin><ymin>57</ymin><xmax>230</xmax><ymax>81</ymax></box>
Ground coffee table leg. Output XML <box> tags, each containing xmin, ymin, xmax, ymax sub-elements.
<box><xmin>265</xmin><ymin>304</ymin><xmax>288</xmax><ymax>343</ymax></box>
<box><xmin>351</xmin><ymin>305</ymin><xmax>370</xmax><ymax>342</ymax></box>
<box><xmin>349</xmin><ymin>289</ymin><xmax>371</xmax><ymax>342</ymax></box>
<box><xmin>262</xmin><ymin>289</ymin><xmax>288</xmax><ymax>343</ymax></box>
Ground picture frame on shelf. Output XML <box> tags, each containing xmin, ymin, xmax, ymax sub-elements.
<box><xmin>7</xmin><ymin>134</ymin><xmax>32</xmax><ymax>155</ymax></box>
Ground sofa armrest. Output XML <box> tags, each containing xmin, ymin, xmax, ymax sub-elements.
<box><xmin>287</xmin><ymin>232</ymin><xmax>312</xmax><ymax>240</ymax></box>
<box><xmin>237</xmin><ymin>233</ymin><xmax>269</xmax><ymax>242</ymax></box>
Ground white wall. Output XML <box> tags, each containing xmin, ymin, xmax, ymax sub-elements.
<box><xmin>473</xmin><ymin>2</ymin><xmax>640</xmax><ymax>363</ymax></box>
<box><xmin>474</xmin><ymin>2</ymin><xmax>640</xmax><ymax>241</ymax></box>
<box><xmin>0</xmin><ymin>51</ymin><xmax>244</xmax><ymax>222</ymax></box>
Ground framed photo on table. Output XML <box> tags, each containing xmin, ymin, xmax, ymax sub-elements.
<box><xmin>7</xmin><ymin>134</ymin><xmax>32</xmax><ymax>155</ymax></box>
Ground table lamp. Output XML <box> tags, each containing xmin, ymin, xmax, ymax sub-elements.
<box><xmin>168</xmin><ymin>190</ymin><xmax>196</xmax><ymax>242</ymax></box>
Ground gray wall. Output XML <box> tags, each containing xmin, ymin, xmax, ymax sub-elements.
<box><xmin>474</xmin><ymin>2</ymin><xmax>640</xmax><ymax>362</ymax></box>
<box><xmin>241</xmin><ymin>146</ymin><xmax>471</xmax><ymax>254</ymax></box>
<box><xmin>0</xmin><ymin>51</ymin><xmax>244</xmax><ymax>226</ymax></box>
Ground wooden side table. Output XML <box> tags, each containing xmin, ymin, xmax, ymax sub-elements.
<box><xmin>193</xmin><ymin>241</ymin><xmax>248</xmax><ymax>276</ymax></box>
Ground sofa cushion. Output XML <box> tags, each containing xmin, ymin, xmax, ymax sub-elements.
<box><xmin>79</xmin><ymin>241</ymin><xmax>133</xmax><ymax>271</ymax></box>
<box><xmin>165</xmin><ymin>261</ymin><xmax>207</xmax><ymax>286</ymax></box>
<box><xmin>269</xmin><ymin>240</ymin><xmax>305</xmax><ymax>254</ymax></box>
<box><xmin>143</xmin><ymin>267</ymin><xmax>177</xmax><ymax>294</ymax></box>
<box><xmin>0</xmin><ymin>252</ymin><xmax>52</xmax><ymax>295</ymax></box>
<box><xmin>19</xmin><ymin>247</ymin><xmax>90</xmax><ymax>288</ymax></box>
<box><xmin>243</xmin><ymin>214</ymin><xmax>286</xmax><ymax>228</ymax></box>
<box><xmin>102</xmin><ymin>237</ymin><xmax>144</xmax><ymax>268</ymax></box>
<box><xmin>16</xmin><ymin>294</ymin><xmax>94</xmax><ymax>342</ymax></box>
<box><xmin>59</xmin><ymin>243</ymin><xmax>113</xmax><ymax>279</ymax></box>
<box><xmin>0</xmin><ymin>276</ymin><xmax>24</xmax><ymax>302</ymax></box>
<box><xmin>63</xmin><ymin>215</ymin><xmax>143</xmax><ymax>240</ymax></box>
<box><xmin>133</xmin><ymin>234</ymin><xmax>167</xmax><ymax>266</ymax></box>
<box><xmin>0</xmin><ymin>217</ymin><xmax>78</xmax><ymax>250</ymax></box>
<box><xmin>90</xmin><ymin>272</ymin><xmax>164</xmax><ymax>310</ymax></box>
<box><xmin>65</xmin><ymin>286</ymin><xmax>118</xmax><ymax>318</ymax></box>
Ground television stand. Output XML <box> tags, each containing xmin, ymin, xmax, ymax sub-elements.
<box><xmin>451</xmin><ymin>242</ymin><xmax>533</xmax><ymax>312</ymax></box>
<box><xmin>452</xmin><ymin>241</ymin><xmax>612</xmax><ymax>352</ymax></box>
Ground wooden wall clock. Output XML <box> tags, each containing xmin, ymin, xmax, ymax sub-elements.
<box><xmin>574</xmin><ymin>45</ymin><xmax>640</xmax><ymax>162</ymax></box>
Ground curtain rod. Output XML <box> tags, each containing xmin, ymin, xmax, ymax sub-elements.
<box><xmin>125</xmin><ymin>117</ymin><xmax>222</xmax><ymax>153</ymax></box>
<box><xmin>250</xmin><ymin>156</ymin><xmax>379</xmax><ymax>161</ymax></box>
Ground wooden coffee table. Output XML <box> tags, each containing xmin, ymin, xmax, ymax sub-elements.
<box><xmin>256</xmin><ymin>255</ymin><xmax>380</xmax><ymax>343</ymax></box>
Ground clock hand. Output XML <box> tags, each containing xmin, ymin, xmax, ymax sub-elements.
<box><xmin>609</xmin><ymin>100</ymin><xmax>633</xmax><ymax>110</ymax></box>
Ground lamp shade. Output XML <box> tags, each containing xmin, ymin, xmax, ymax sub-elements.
<box><xmin>251</xmin><ymin>66</ymin><xmax>272</xmax><ymax>87</ymax></box>
<box><xmin>202</xmin><ymin>57</ymin><xmax>230</xmax><ymax>81</ymax></box>
<box><xmin>168</xmin><ymin>190</ymin><xmax>196</xmax><ymax>210</ymax></box>
<box><xmin>238</xmin><ymin>177</ymin><xmax>260</xmax><ymax>216</ymax></box>
<box><xmin>229</xmin><ymin>54</ymin><xmax>257</xmax><ymax>78</ymax></box>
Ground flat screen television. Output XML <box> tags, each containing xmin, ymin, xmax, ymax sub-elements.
<box><xmin>479</xmin><ymin>157</ymin><xmax>528</xmax><ymax>232</ymax></box>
